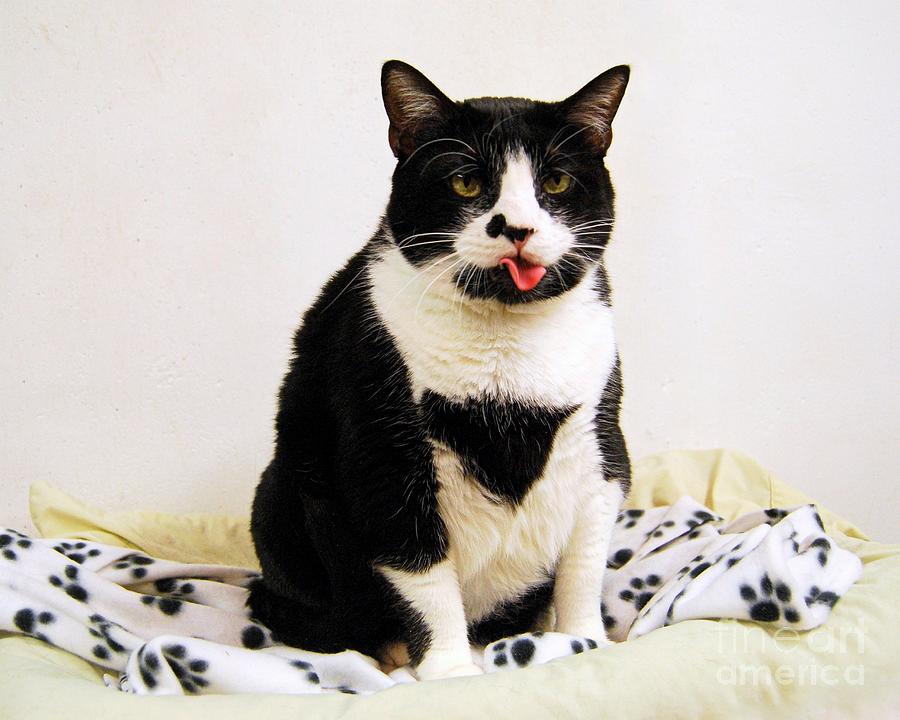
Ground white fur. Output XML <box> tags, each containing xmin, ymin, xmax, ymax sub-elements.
<box><xmin>369</xmin><ymin>247</ymin><xmax>616</xmax><ymax>406</ymax></box>
<box><xmin>453</xmin><ymin>153</ymin><xmax>574</xmax><ymax>269</ymax></box>
<box><xmin>554</xmin><ymin>481</ymin><xmax>623</xmax><ymax>639</ymax></box>
<box><xmin>378</xmin><ymin>561</ymin><xmax>481</xmax><ymax>679</ymax></box>
<box><xmin>369</xmin><ymin>151</ymin><xmax>622</xmax><ymax>672</ymax></box>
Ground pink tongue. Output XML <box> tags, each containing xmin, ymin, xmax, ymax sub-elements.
<box><xmin>499</xmin><ymin>257</ymin><xmax>547</xmax><ymax>291</ymax></box>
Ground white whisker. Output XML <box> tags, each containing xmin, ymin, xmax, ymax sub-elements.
<box><xmin>415</xmin><ymin>257</ymin><xmax>465</xmax><ymax>317</ymax></box>
<box><xmin>401</xmin><ymin>137</ymin><xmax>478</xmax><ymax>168</ymax></box>
<box><xmin>398</xmin><ymin>239</ymin><xmax>459</xmax><ymax>251</ymax></box>
<box><xmin>421</xmin><ymin>151</ymin><xmax>479</xmax><ymax>174</ymax></box>
<box><xmin>549</xmin><ymin>124</ymin><xmax>592</xmax><ymax>154</ymax></box>
<box><xmin>320</xmin><ymin>264</ymin><xmax>368</xmax><ymax>312</ymax></box>
<box><xmin>384</xmin><ymin>253</ymin><xmax>457</xmax><ymax>311</ymax></box>
<box><xmin>397</xmin><ymin>231</ymin><xmax>457</xmax><ymax>246</ymax></box>
<box><xmin>569</xmin><ymin>219</ymin><xmax>615</xmax><ymax>231</ymax></box>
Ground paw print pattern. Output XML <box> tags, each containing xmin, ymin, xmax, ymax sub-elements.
<box><xmin>804</xmin><ymin>585</ymin><xmax>839</xmax><ymax>608</ymax></box>
<box><xmin>607</xmin><ymin>547</ymin><xmax>634</xmax><ymax>570</ymax></box>
<box><xmin>616</xmin><ymin>509</ymin><xmax>645</xmax><ymax>529</ymax></box>
<box><xmin>12</xmin><ymin>607</ymin><xmax>56</xmax><ymax>644</ymax></box>
<box><xmin>687</xmin><ymin>510</ymin><xmax>717</xmax><ymax>527</ymax></box>
<box><xmin>87</xmin><ymin>613</ymin><xmax>129</xmax><ymax>662</ymax></box>
<box><xmin>763</xmin><ymin>508</ymin><xmax>789</xmax><ymax>524</ymax></box>
<box><xmin>153</xmin><ymin>578</ymin><xmax>197</xmax><ymax>597</ymax></box>
<box><xmin>739</xmin><ymin>573</ymin><xmax>801</xmax><ymax>623</ymax></box>
<box><xmin>140</xmin><ymin>594</ymin><xmax>184</xmax><ymax>616</ymax></box>
<box><xmin>489</xmin><ymin>633</ymin><xmax>598</xmax><ymax>670</ymax></box>
<box><xmin>683</xmin><ymin>510</ymin><xmax>722</xmax><ymax>540</ymax></box>
<box><xmin>490</xmin><ymin>637</ymin><xmax>536</xmax><ymax>668</ymax></box>
<box><xmin>568</xmin><ymin>637</ymin><xmax>599</xmax><ymax>654</ymax></box>
<box><xmin>240</xmin><ymin>623</ymin><xmax>270</xmax><ymax>649</ymax></box>
<box><xmin>48</xmin><ymin>564</ymin><xmax>90</xmax><ymax>602</ymax></box>
<box><xmin>52</xmin><ymin>541</ymin><xmax>102</xmax><ymax>565</ymax></box>
<box><xmin>810</xmin><ymin>538</ymin><xmax>832</xmax><ymax>567</ymax></box>
<box><xmin>290</xmin><ymin>659</ymin><xmax>320</xmax><ymax>685</ymax></box>
<box><xmin>113</xmin><ymin>553</ymin><xmax>156</xmax><ymax>580</ymax></box>
<box><xmin>646</xmin><ymin>519</ymin><xmax>677</xmax><ymax>539</ymax></box>
<box><xmin>618</xmin><ymin>573</ymin><xmax>663</xmax><ymax>611</ymax></box>
<box><xmin>601</xmin><ymin>601</ymin><xmax>617</xmax><ymax>631</ymax></box>
<box><xmin>724</xmin><ymin>543</ymin><xmax>746</xmax><ymax>568</ymax></box>
<box><xmin>0</xmin><ymin>530</ymin><xmax>33</xmax><ymax>561</ymax></box>
<box><xmin>137</xmin><ymin>642</ymin><xmax>211</xmax><ymax>693</ymax></box>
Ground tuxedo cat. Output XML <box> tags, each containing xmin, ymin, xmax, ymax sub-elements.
<box><xmin>249</xmin><ymin>60</ymin><xmax>631</xmax><ymax>680</ymax></box>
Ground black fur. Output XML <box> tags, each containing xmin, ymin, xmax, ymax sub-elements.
<box><xmin>421</xmin><ymin>391</ymin><xmax>576</xmax><ymax>505</ymax></box>
<box><xmin>249</xmin><ymin>60</ymin><xmax>631</xmax><ymax>664</ymax></box>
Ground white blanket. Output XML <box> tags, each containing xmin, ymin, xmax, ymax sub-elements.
<box><xmin>0</xmin><ymin>498</ymin><xmax>861</xmax><ymax>695</ymax></box>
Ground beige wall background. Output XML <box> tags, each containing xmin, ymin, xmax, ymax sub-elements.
<box><xmin>2</xmin><ymin>1</ymin><xmax>898</xmax><ymax>540</ymax></box>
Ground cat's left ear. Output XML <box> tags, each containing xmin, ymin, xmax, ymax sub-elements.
<box><xmin>559</xmin><ymin>65</ymin><xmax>630</xmax><ymax>154</ymax></box>
<box><xmin>382</xmin><ymin>60</ymin><xmax>457</xmax><ymax>159</ymax></box>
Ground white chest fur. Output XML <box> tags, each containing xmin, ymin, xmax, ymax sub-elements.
<box><xmin>368</xmin><ymin>247</ymin><xmax>617</xmax><ymax>406</ymax></box>
<box><xmin>368</xmin><ymin>247</ymin><xmax>618</xmax><ymax>621</ymax></box>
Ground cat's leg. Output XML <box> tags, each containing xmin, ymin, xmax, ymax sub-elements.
<box><xmin>553</xmin><ymin>479</ymin><xmax>624</xmax><ymax>642</ymax></box>
<box><xmin>379</xmin><ymin>559</ymin><xmax>482</xmax><ymax>679</ymax></box>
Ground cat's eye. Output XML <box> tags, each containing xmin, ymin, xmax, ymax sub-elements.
<box><xmin>542</xmin><ymin>173</ymin><xmax>572</xmax><ymax>195</ymax></box>
<box><xmin>450</xmin><ymin>174</ymin><xmax>482</xmax><ymax>198</ymax></box>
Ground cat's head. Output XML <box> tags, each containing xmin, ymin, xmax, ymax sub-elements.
<box><xmin>380</xmin><ymin>60</ymin><xmax>629</xmax><ymax>305</ymax></box>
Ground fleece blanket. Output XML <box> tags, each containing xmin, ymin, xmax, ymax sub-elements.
<box><xmin>0</xmin><ymin>497</ymin><xmax>861</xmax><ymax>696</ymax></box>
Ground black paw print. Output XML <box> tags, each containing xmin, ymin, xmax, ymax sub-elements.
<box><xmin>723</xmin><ymin>543</ymin><xmax>746</xmax><ymax>569</ymax></box>
<box><xmin>616</xmin><ymin>509</ymin><xmax>644</xmax><ymax>529</ymax></box>
<box><xmin>678</xmin><ymin>510</ymin><xmax>721</xmax><ymax>539</ymax></box>
<box><xmin>618</xmin><ymin>573</ymin><xmax>663</xmax><ymax>611</ymax></box>
<box><xmin>601</xmin><ymin>601</ymin><xmax>617</xmax><ymax>631</ymax></box>
<box><xmin>153</xmin><ymin>578</ymin><xmax>197</xmax><ymax>596</ymax></box>
<box><xmin>137</xmin><ymin>643</ymin><xmax>211</xmax><ymax>693</ymax></box>
<box><xmin>87</xmin><ymin>613</ymin><xmax>128</xmax><ymax>661</ymax></box>
<box><xmin>646</xmin><ymin>520</ymin><xmax>677</xmax><ymax>539</ymax></box>
<box><xmin>48</xmin><ymin>564</ymin><xmax>89</xmax><ymax>602</ymax></box>
<box><xmin>787</xmin><ymin>531</ymin><xmax>800</xmax><ymax>554</ymax></box>
<box><xmin>804</xmin><ymin>585</ymin><xmax>839</xmax><ymax>608</ymax></box>
<box><xmin>113</xmin><ymin>553</ymin><xmax>156</xmax><ymax>580</ymax></box>
<box><xmin>0</xmin><ymin>530</ymin><xmax>33</xmax><ymax>561</ymax></box>
<box><xmin>675</xmin><ymin>554</ymin><xmax>708</xmax><ymax>580</ymax></box>
<box><xmin>568</xmin><ymin>637</ymin><xmax>599</xmax><ymax>654</ymax></box>
<box><xmin>739</xmin><ymin>574</ymin><xmax>800</xmax><ymax>623</ymax></box>
<box><xmin>811</xmin><ymin>508</ymin><xmax>825</xmax><ymax>531</ymax></box>
<box><xmin>240</xmin><ymin>623</ymin><xmax>270</xmax><ymax>649</ymax></box>
<box><xmin>809</xmin><ymin>538</ymin><xmax>832</xmax><ymax>567</ymax></box>
<box><xmin>12</xmin><ymin>607</ymin><xmax>56</xmax><ymax>644</ymax></box>
<box><xmin>290</xmin><ymin>659</ymin><xmax>320</xmax><ymax>685</ymax></box>
<box><xmin>53</xmin><ymin>541</ymin><xmax>101</xmax><ymax>564</ymax></box>
<box><xmin>686</xmin><ymin>510</ymin><xmax>718</xmax><ymax>529</ymax></box>
<box><xmin>763</xmin><ymin>508</ymin><xmax>789</xmax><ymax>524</ymax></box>
<box><xmin>490</xmin><ymin>636</ymin><xmax>537</xmax><ymax>668</ymax></box>
<box><xmin>607</xmin><ymin>547</ymin><xmax>634</xmax><ymax>569</ymax></box>
<box><xmin>140</xmin><ymin>594</ymin><xmax>184</xmax><ymax>616</ymax></box>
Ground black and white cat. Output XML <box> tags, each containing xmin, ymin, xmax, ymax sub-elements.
<box><xmin>249</xmin><ymin>60</ymin><xmax>631</xmax><ymax>680</ymax></box>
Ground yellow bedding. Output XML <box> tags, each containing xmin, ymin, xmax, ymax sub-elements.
<box><xmin>2</xmin><ymin>449</ymin><xmax>897</xmax><ymax>719</ymax></box>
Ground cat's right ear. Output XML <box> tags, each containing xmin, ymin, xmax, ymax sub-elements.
<box><xmin>381</xmin><ymin>61</ymin><xmax>456</xmax><ymax>160</ymax></box>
